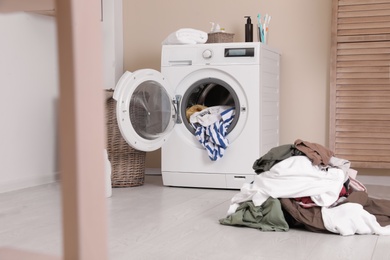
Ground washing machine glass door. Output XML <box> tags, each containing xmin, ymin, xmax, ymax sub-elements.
<box><xmin>113</xmin><ymin>69</ymin><xmax>176</xmax><ymax>152</ymax></box>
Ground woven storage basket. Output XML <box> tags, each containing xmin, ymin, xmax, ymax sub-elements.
<box><xmin>105</xmin><ymin>90</ymin><xmax>146</xmax><ymax>188</ymax></box>
<box><xmin>206</xmin><ymin>32</ymin><xmax>234</xmax><ymax>43</ymax></box>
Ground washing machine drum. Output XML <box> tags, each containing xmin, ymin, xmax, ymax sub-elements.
<box><xmin>181</xmin><ymin>78</ymin><xmax>240</xmax><ymax>135</ymax></box>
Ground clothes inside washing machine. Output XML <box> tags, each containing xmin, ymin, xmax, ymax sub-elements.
<box><xmin>185</xmin><ymin>83</ymin><xmax>234</xmax><ymax>119</ymax></box>
<box><xmin>181</xmin><ymin>78</ymin><xmax>239</xmax><ymax>135</ymax></box>
<box><xmin>182</xmin><ymin>80</ymin><xmax>238</xmax><ymax>160</ymax></box>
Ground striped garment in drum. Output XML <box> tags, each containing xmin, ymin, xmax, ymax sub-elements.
<box><xmin>191</xmin><ymin>106</ymin><xmax>235</xmax><ymax>161</ymax></box>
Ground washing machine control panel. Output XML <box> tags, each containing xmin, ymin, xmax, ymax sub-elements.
<box><xmin>161</xmin><ymin>43</ymin><xmax>261</xmax><ymax>67</ymax></box>
<box><xmin>202</xmin><ymin>49</ymin><xmax>213</xmax><ymax>59</ymax></box>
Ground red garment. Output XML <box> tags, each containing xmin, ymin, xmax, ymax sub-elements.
<box><xmin>295</xmin><ymin>186</ymin><xmax>349</xmax><ymax>208</ymax></box>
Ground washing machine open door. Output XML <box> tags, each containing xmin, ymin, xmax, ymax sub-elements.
<box><xmin>113</xmin><ymin>69</ymin><xmax>177</xmax><ymax>152</ymax></box>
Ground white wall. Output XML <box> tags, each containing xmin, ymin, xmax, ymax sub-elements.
<box><xmin>0</xmin><ymin>0</ymin><xmax>123</xmax><ymax>193</ymax></box>
<box><xmin>0</xmin><ymin>12</ymin><xmax>59</xmax><ymax>193</ymax></box>
<box><xmin>102</xmin><ymin>0</ymin><xmax>123</xmax><ymax>89</ymax></box>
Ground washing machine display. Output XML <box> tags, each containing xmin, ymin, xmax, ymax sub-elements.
<box><xmin>114</xmin><ymin>42</ymin><xmax>280</xmax><ymax>189</ymax></box>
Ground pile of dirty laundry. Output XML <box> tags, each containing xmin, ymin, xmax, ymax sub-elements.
<box><xmin>219</xmin><ymin>139</ymin><xmax>390</xmax><ymax>236</ymax></box>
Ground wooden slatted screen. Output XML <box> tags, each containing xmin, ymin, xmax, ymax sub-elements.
<box><xmin>330</xmin><ymin>0</ymin><xmax>390</xmax><ymax>168</ymax></box>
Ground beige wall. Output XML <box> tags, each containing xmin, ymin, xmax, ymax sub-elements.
<box><xmin>123</xmin><ymin>0</ymin><xmax>332</xmax><ymax>169</ymax></box>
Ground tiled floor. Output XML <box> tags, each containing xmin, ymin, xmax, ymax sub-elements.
<box><xmin>1</xmin><ymin>175</ymin><xmax>390</xmax><ymax>260</ymax></box>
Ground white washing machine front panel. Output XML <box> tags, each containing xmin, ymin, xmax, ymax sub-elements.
<box><xmin>160</xmin><ymin>42</ymin><xmax>281</xmax><ymax>189</ymax></box>
<box><xmin>113</xmin><ymin>42</ymin><xmax>280</xmax><ymax>189</ymax></box>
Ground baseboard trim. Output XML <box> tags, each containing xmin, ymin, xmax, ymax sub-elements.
<box><xmin>145</xmin><ymin>168</ymin><xmax>162</xmax><ymax>175</ymax></box>
<box><xmin>357</xmin><ymin>175</ymin><xmax>390</xmax><ymax>187</ymax></box>
<box><xmin>1</xmin><ymin>170</ymin><xmax>387</xmax><ymax>194</ymax></box>
<box><xmin>147</xmin><ymin>168</ymin><xmax>390</xmax><ymax>187</ymax></box>
<box><xmin>0</xmin><ymin>173</ymin><xmax>58</xmax><ymax>194</ymax></box>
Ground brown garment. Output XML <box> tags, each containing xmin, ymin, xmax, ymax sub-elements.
<box><xmin>280</xmin><ymin>198</ymin><xmax>330</xmax><ymax>233</ymax></box>
<box><xmin>294</xmin><ymin>139</ymin><xmax>334</xmax><ymax>166</ymax></box>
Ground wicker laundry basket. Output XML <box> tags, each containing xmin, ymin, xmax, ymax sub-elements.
<box><xmin>105</xmin><ymin>90</ymin><xmax>146</xmax><ymax>188</ymax></box>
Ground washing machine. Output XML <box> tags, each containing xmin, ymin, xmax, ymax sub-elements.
<box><xmin>113</xmin><ymin>42</ymin><xmax>280</xmax><ymax>189</ymax></box>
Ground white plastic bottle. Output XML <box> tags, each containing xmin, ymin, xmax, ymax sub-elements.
<box><xmin>103</xmin><ymin>149</ymin><xmax>112</xmax><ymax>198</ymax></box>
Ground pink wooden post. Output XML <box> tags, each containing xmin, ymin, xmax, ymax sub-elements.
<box><xmin>0</xmin><ymin>0</ymin><xmax>109</xmax><ymax>259</ymax></box>
<box><xmin>56</xmin><ymin>0</ymin><xmax>109</xmax><ymax>259</ymax></box>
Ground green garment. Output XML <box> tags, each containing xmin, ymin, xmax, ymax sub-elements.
<box><xmin>219</xmin><ymin>198</ymin><xmax>289</xmax><ymax>232</ymax></box>
<box><xmin>252</xmin><ymin>144</ymin><xmax>303</xmax><ymax>174</ymax></box>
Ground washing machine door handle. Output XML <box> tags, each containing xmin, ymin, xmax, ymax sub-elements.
<box><xmin>173</xmin><ymin>95</ymin><xmax>183</xmax><ymax>124</ymax></box>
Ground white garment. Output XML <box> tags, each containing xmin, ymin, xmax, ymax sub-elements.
<box><xmin>328</xmin><ymin>156</ymin><xmax>367</xmax><ymax>192</ymax></box>
<box><xmin>328</xmin><ymin>156</ymin><xmax>351</xmax><ymax>182</ymax></box>
<box><xmin>227</xmin><ymin>156</ymin><xmax>346</xmax><ymax>215</ymax></box>
<box><xmin>190</xmin><ymin>106</ymin><xmax>231</xmax><ymax>126</ymax></box>
<box><xmin>162</xmin><ymin>28</ymin><xmax>208</xmax><ymax>45</ymax></box>
<box><xmin>322</xmin><ymin>203</ymin><xmax>390</xmax><ymax>236</ymax></box>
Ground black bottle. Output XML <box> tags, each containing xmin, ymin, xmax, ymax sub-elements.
<box><xmin>245</xmin><ymin>16</ymin><xmax>253</xmax><ymax>42</ymax></box>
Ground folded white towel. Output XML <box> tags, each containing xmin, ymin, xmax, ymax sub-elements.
<box><xmin>162</xmin><ymin>28</ymin><xmax>208</xmax><ymax>45</ymax></box>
